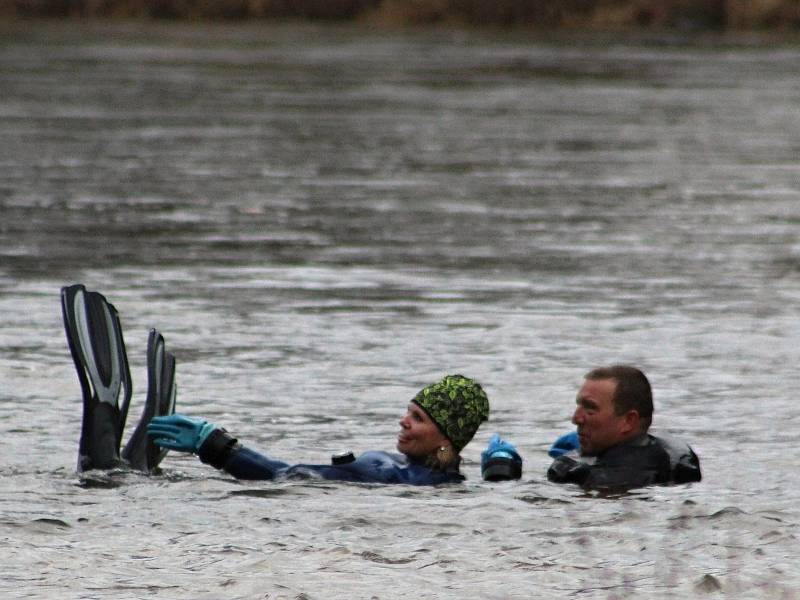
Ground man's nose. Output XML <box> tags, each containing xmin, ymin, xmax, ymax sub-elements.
<box><xmin>572</xmin><ymin>407</ymin><xmax>583</xmax><ymax>425</ymax></box>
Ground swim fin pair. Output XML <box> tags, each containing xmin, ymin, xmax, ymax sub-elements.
<box><xmin>61</xmin><ymin>284</ymin><xmax>176</xmax><ymax>473</ymax></box>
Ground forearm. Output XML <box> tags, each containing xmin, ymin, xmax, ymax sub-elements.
<box><xmin>198</xmin><ymin>429</ymin><xmax>290</xmax><ymax>480</ymax></box>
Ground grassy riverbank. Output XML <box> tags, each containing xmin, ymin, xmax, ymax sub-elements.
<box><xmin>1</xmin><ymin>0</ymin><xmax>798</xmax><ymax>30</ymax></box>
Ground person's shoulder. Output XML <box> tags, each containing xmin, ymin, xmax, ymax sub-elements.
<box><xmin>649</xmin><ymin>433</ymin><xmax>695</xmax><ymax>459</ymax></box>
<box><xmin>649</xmin><ymin>433</ymin><xmax>702</xmax><ymax>483</ymax></box>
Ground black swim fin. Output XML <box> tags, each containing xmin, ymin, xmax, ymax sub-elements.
<box><xmin>61</xmin><ymin>284</ymin><xmax>132</xmax><ymax>472</ymax></box>
<box><xmin>122</xmin><ymin>329</ymin><xmax>177</xmax><ymax>472</ymax></box>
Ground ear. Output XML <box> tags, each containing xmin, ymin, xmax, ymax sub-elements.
<box><xmin>438</xmin><ymin>437</ymin><xmax>453</xmax><ymax>450</ymax></box>
<box><xmin>619</xmin><ymin>410</ymin><xmax>641</xmax><ymax>436</ymax></box>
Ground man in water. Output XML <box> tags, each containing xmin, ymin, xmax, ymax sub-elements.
<box><xmin>546</xmin><ymin>365</ymin><xmax>701</xmax><ymax>490</ymax></box>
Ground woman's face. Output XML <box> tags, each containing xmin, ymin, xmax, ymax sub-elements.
<box><xmin>397</xmin><ymin>403</ymin><xmax>449</xmax><ymax>459</ymax></box>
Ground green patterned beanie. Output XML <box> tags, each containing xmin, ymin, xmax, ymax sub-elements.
<box><xmin>412</xmin><ymin>374</ymin><xmax>490</xmax><ymax>452</ymax></box>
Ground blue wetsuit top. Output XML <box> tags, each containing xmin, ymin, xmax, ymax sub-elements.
<box><xmin>197</xmin><ymin>429</ymin><xmax>463</xmax><ymax>485</ymax></box>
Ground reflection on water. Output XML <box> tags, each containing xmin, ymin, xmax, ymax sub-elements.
<box><xmin>1</xmin><ymin>22</ymin><xmax>799</xmax><ymax>599</ymax></box>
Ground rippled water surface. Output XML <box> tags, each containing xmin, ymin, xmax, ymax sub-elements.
<box><xmin>1</xmin><ymin>21</ymin><xmax>799</xmax><ymax>599</ymax></box>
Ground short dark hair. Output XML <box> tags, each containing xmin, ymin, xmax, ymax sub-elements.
<box><xmin>585</xmin><ymin>365</ymin><xmax>653</xmax><ymax>430</ymax></box>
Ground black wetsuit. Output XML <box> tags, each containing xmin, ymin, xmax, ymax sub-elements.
<box><xmin>547</xmin><ymin>434</ymin><xmax>701</xmax><ymax>491</ymax></box>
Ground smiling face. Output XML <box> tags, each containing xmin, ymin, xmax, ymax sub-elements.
<box><xmin>397</xmin><ymin>402</ymin><xmax>450</xmax><ymax>460</ymax></box>
<box><xmin>572</xmin><ymin>377</ymin><xmax>638</xmax><ymax>456</ymax></box>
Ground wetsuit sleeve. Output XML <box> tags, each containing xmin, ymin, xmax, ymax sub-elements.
<box><xmin>220</xmin><ymin>447</ymin><xmax>293</xmax><ymax>480</ymax></box>
<box><xmin>197</xmin><ymin>430</ymin><xmax>291</xmax><ymax>480</ymax></box>
<box><xmin>198</xmin><ymin>441</ymin><xmax>458</xmax><ymax>485</ymax></box>
<box><xmin>547</xmin><ymin>455</ymin><xmax>591</xmax><ymax>485</ymax></box>
<box><xmin>218</xmin><ymin>452</ymin><xmax>378</xmax><ymax>483</ymax></box>
<box><xmin>197</xmin><ymin>429</ymin><xmax>240</xmax><ymax>469</ymax></box>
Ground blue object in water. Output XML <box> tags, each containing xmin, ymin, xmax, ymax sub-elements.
<box><xmin>481</xmin><ymin>433</ymin><xmax>523</xmax><ymax>481</ymax></box>
<box><xmin>548</xmin><ymin>431</ymin><xmax>580</xmax><ymax>458</ymax></box>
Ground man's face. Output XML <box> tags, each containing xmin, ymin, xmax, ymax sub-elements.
<box><xmin>571</xmin><ymin>377</ymin><xmax>628</xmax><ymax>456</ymax></box>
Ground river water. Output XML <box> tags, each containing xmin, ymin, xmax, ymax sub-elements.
<box><xmin>1</xmin><ymin>21</ymin><xmax>799</xmax><ymax>599</ymax></box>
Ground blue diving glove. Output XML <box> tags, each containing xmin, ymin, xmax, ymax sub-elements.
<box><xmin>481</xmin><ymin>433</ymin><xmax>523</xmax><ymax>481</ymax></box>
<box><xmin>147</xmin><ymin>414</ymin><xmax>218</xmax><ymax>453</ymax></box>
<box><xmin>548</xmin><ymin>430</ymin><xmax>580</xmax><ymax>458</ymax></box>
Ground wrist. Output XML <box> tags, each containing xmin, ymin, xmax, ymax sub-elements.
<box><xmin>198</xmin><ymin>428</ymin><xmax>239</xmax><ymax>469</ymax></box>
<box><xmin>195</xmin><ymin>422</ymin><xmax>218</xmax><ymax>452</ymax></box>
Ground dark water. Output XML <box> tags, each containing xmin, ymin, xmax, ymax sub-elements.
<box><xmin>1</xmin><ymin>21</ymin><xmax>799</xmax><ymax>598</ymax></box>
